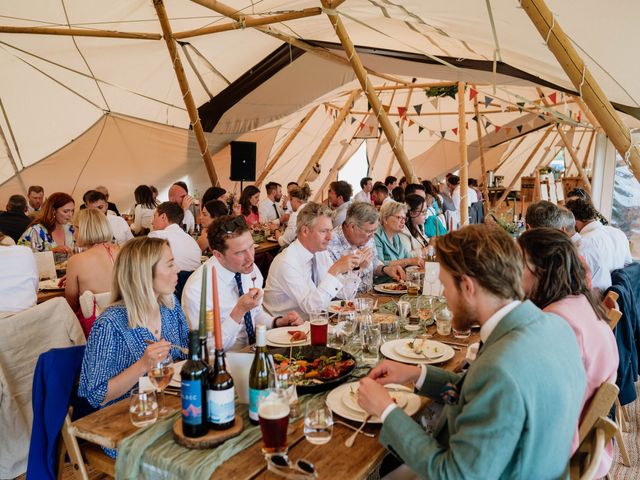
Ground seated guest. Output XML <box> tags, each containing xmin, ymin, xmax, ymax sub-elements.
<box><xmin>391</xmin><ymin>186</ymin><xmax>404</xmax><ymax>203</ymax></box>
<box><xmin>18</xmin><ymin>192</ymin><xmax>75</xmax><ymax>253</ymax></box>
<box><xmin>130</xmin><ymin>185</ymin><xmax>157</xmax><ymax>235</ymax></box>
<box><xmin>79</xmin><ymin>237</ymin><xmax>187</xmax><ymax>457</ymax></box>
<box><xmin>566</xmin><ymin>187</ymin><xmax>608</xmax><ymax>225</ymax></box>
<box><xmin>264</xmin><ymin>202</ymin><xmax>360</xmax><ymax>319</ymax></box>
<box><xmin>566</xmin><ymin>198</ymin><xmax>616</xmax><ymax>290</ymax></box>
<box><xmin>26</xmin><ymin>185</ymin><xmax>45</xmax><ymax>217</ymax></box>
<box><xmin>202</xmin><ymin>186</ymin><xmax>229</xmax><ymax>206</ymax></box>
<box><xmin>424</xmin><ymin>193</ymin><xmax>447</xmax><ymax>238</ymax></box>
<box><xmin>239</xmin><ymin>185</ymin><xmax>261</xmax><ymax>227</ymax></box>
<box><xmin>353</xmin><ymin>177</ymin><xmax>373</xmax><ymax>204</ymax></box>
<box><xmin>276</xmin><ymin>183</ymin><xmax>311</xmax><ymax>248</ymax></box>
<box><xmin>282</xmin><ymin>181</ymin><xmax>299</xmax><ymax>214</ymax></box>
<box><xmin>449</xmin><ymin>174</ymin><xmax>478</xmax><ymax>229</ymax></box>
<box><xmin>65</xmin><ymin>209</ymin><xmax>119</xmax><ymax>337</ymax></box>
<box><xmin>399</xmin><ymin>194</ymin><xmax>430</xmax><ymax>257</ymax></box>
<box><xmin>327</xmin><ymin>202</ymin><xmax>404</xmax><ymax>292</ymax></box>
<box><xmin>84</xmin><ymin>190</ymin><xmax>133</xmax><ymax>246</ymax></box>
<box><xmin>94</xmin><ymin>185</ymin><xmax>120</xmax><ymax>216</ymax></box>
<box><xmin>0</xmin><ymin>194</ymin><xmax>31</xmax><ymax>243</ymax></box>
<box><xmin>374</xmin><ymin>201</ymin><xmax>422</xmax><ymax>283</ymax></box>
<box><xmin>518</xmin><ymin>227</ymin><xmax>618</xmax><ymax>476</ymax></box>
<box><xmin>398</xmin><ymin>176</ymin><xmax>408</xmax><ymax>191</ymax></box>
<box><xmin>371</xmin><ymin>183</ymin><xmax>391</xmax><ymax>207</ymax></box>
<box><xmin>168</xmin><ymin>181</ymin><xmax>195</xmax><ymax>234</ymax></box>
<box><xmin>357</xmin><ymin>224</ymin><xmax>586</xmax><ymax>478</ymax></box>
<box><xmin>149</xmin><ymin>202</ymin><xmax>201</xmax><ymax>297</ymax></box>
<box><xmin>0</xmin><ymin>243</ymin><xmax>38</xmax><ymax>313</ymax></box>
<box><xmin>525</xmin><ymin>200</ymin><xmax>562</xmax><ymax>230</ymax></box>
<box><xmin>196</xmin><ymin>200</ymin><xmax>229</xmax><ymax>252</ymax></box>
<box><xmin>182</xmin><ymin>216</ymin><xmax>303</xmax><ymax>350</ymax></box>
<box><xmin>149</xmin><ymin>185</ymin><xmax>159</xmax><ymax>202</ymax></box>
<box><xmin>558</xmin><ymin>207</ymin><xmax>581</xmax><ymax>243</ymax></box>
<box><xmin>384</xmin><ymin>175</ymin><xmax>398</xmax><ymax>193</ymax></box>
<box><xmin>328</xmin><ymin>180</ymin><xmax>353</xmax><ymax>228</ymax></box>
<box><xmin>422</xmin><ymin>180</ymin><xmax>444</xmax><ymax>210</ymax></box>
<box><xmin>404</xmin><ymin>183</ymin><xmax>426</xmax><ymax>198</ymax></box>
<box><xmin>258</xmin><ymin>182</ymin><xmax>288</xmax><ymax>225</ymax></box>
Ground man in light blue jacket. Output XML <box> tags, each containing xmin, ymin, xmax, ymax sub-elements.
<box><xmin>358</xmin><ymin>224</ymin><xmax>587</xmax><ymax>479</ymax></box>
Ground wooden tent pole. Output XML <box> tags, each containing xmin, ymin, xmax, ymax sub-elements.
<box><xmin>457</xmin><ymin>82</ymin><xmax>469</xmax><ymax>226</ymax></box>
<box><xmin>297</xmin><ymin>90</ymin><xmax>359</xmax><ymax>184</ymax></box>
<box><xmin>494</xmin><ymin>126</ymin><xmax>553</xmax><ymax>210</ymax></box>
<box><xmin>573</xmin><ymin>96</ymin><xmax>602</xmax><ymax>132</ymax></box>
<box><xmin>255</xmin><ymin>106</ymin><xmax>319</xmax><ymax>188</ymax></box>
<box><xmin>493</xmin><ymin>136</ymin><xmax>528</xmax><ymax>174</ymax></box>
<box><xmin>153</xmin><ymin>0</ymin><xmax>219</xmax><ymax>186</ymax></box>
<box><xmin>384</xmin><ymin>87</ymin><xmax>415</xmax><ymax>179</ymax></box>
<box><xmin>570</xmin><ymin>127</ymin><xmax>587</xmax><ymax>176</ymax></box>
<box><xmin>0</xmin><ymin>25</ymin><xmax>161</xmax><ymax>40</ymax></box>
<box><xmin>521</xmin><ymin>0</ymin><xmax>640</xmax><ymax>183</ymax></box>
<box><xmin>581</xmin><ymin>130</ymin><xmax>596</xmax><ymax>170</ymax></box>
<box><xmin>472</xmin><ymin>87</ymin><xmax>490</xmax><ymax>214</ymax></box>
<box><xmin>321</xmin><ymin>1</ymin><xmax>417</xmax><ymax>183</ymax></box>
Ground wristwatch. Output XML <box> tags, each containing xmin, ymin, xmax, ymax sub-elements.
<box><xmin>272</xmin><ymin>316</ymin><xmax>283</xmax><ymax>329</ymax></box>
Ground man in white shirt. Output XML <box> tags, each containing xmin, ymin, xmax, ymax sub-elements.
<box><xmin>85</xmin><ymin>190</ymin><xmax>133</xmax><ymax>246</ymax></box>
<box><xmin>258</xmin><ymin>181</ymin><xmax>288</xmax><ymax>224</ymax></box>
<box><xmin>182</xmin><ymin>215</ymin><xmax>303</xmax><ymax>351</ymax></box>
<box><xmin>282</xmin><ymin>181</ymin><xmax>298</xmax><ymax>214</ymax></box>
<box><xmin>264</xmin><ymin>202</ymin><xmax>360</xmax><ymax>319</ymax></box>
<box><xmin>168</xmin><ymin>182</ymin><xmax>195</xmax><ymax>234</ymax></box>
<box><xmin>0</xmin><ymin>245</ymin><xmax>38</xmax><ymax>313</ymax></box>
<box><xmin>450</xmin><ymin>175</ymin><xmax>478</xmax><ymax>229</ymax></box>
<box><xmin>371</xmin><ymin>183</ymin><xmax>391</xmax><ymax>207</ymax></box>
<box><xmin>566</xmin><ymin>198</ymin><xmax>616</xmax><ymax>290</ymax></box>
<box><xmin>149</xmin><ymin>202</ymin><xmax>201</xmax><ymax>273</ymax></box>
<box><xmin>328</xmin><ymin>180</ymin><xmax>353</xmax><ymax>228</ymax></box>
<box><xmin>26</xmin><ymin>185</ymin><xmax>45</xmax><ymax>217</ymax></box>
<box><xmin>384</xmin><ymin>176</ymin><xmax>398</xmax><ymax>194</ymax></box>
<box><xmin>604</xmin><ymin>224</ymin><xmax>633</xmax><ymax>269</ymax></box>
<box><xmin>353</xmin><ymin>177</ymin><xmax>373</xmax><ymax>204</ymax></box>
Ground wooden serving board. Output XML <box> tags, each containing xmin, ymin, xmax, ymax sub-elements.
<box><xmin>172</xmin><ymin>416</ymin><xmax>244</xmax><ymax>449</ymax></box>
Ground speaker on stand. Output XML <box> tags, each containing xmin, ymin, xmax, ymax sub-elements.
<box><xmin>229</xmin><ymin>141</ymin><xmax>257</xmax><ymax>193</ymax></box>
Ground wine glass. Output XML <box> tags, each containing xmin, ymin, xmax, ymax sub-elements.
<box><xmin>148</xmin><ymin>353</ymin><xmax>174</xmax><ymax>417</ymax></box>
<box><xmin>416</xmin><ymin>295</ymin><xmax>434</xmax><ymax>330</ymax></box>
<box><xmin>304</xmin><ymin>400</ymin><xmax>333</xmax><ymax>445</ymax></box>
<box><xmin>337</xmin><ymin>311</ymin><xmax>356</xmax><ymax>348</ymax></box>
<box><xmin>360</xmin><ymin>323</ymin><xmax>381</xmax><ymax>365</ymax></box>
<box><xmin>129</xmin><ymin>388</ymin><xmax>158</xmax><ymax>427</ymax></box>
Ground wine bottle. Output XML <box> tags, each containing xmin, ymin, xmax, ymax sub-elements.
<box><xmin>207</xmin><ymin>348</ymin><xmax>235</xmax><ymax>430</ymax></box>
<box><xmin>248</xmin><ymin>324</ymin><xmax>270</xmax><ymax>425</ymax></box>
<box><xmin>181</xmin><ymin>330</ymin><xmax>209</xmax><ymax>438</ymax></box>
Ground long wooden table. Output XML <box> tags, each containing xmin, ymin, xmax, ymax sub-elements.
<box><xmin>70</xmin><ymin>294</ymin><xmax>479</xmax><ymax>479</ymax></box>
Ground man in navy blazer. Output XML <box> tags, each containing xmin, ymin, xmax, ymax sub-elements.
<box><xmin>358</xmin><ymin>224</ymin><xmax>587</xmax><ymax>479</ymax></box>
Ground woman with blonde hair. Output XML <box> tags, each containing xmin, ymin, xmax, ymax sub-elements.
<box><xmin>65</xmin><ymin>209</ymin><xmax>119</xmax><ymax>336</ymax></box>
<box><xmin>79</xmin><ymin>237</ymin><xmax>188</xmax><ymax>455</ymax></box>
<box><xmin>276</xmin><ymin>183</ymin><xmax>312</xmax><ymax>247</ymax></box>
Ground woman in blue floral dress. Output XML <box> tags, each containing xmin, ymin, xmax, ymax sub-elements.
<box><xmin>18</xmin><ymin>192</ymin><xmax>76</xmax><ymax>253</ymax></box>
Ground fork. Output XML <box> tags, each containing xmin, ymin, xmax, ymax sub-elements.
<box><xmin>334</xmin><ymin>420</ymin><xmax>376</xmax><ymax>437</ymax></box>
<box><xmin>345</xmin><ymin>414</ymin><xmax>371</xmax><ymax>447</ymax></box>
<box><xmin>251</xmin><ymin>272</ymin><xmax>257</xmax><ymax>288</ymax></box>
<box><xmin>144</xmin><ymin>339</ymin><xmax>188</xmax><ymax>355</ymax></box>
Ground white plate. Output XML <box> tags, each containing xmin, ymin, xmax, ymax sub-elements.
<box><xmin>341</xmin><ymin>383</ymin><xmax>409</xmax><ymax>414</ymax></box>
<box><xmin>168</xmin><ymin>360</ymin><xmax>186</xmax><ymax>388</ymax></box>
<box><xmin>266</xmin><ymin>236</ymin><xmax>278</xmax><ymax>242</ymax></box>
<box><xmin>266</xmin><ymin>323</ymin><xmax>310</xmax><ymax>347</ymax></box>
<box><xmin>373</xmin><ymin>283</ymin><xmax>408</xmax><ymax>295</ymax></box>
<box><xmin>394</xmin><ymin>339</ymin><xmax>446</xmax><ymax>360</ymax></box>
<box><xmin>326</xmin><ymin>382</ymin><xmax>419</xmax><ymax>423</ymax></box>
<box><xmin>327</xmin><ymin>300</ymin><xmax>357</xmax><ymax>314</ymax></box>
<box><xmin>381</xmin><ymin>339</ymin><xmax>455</xmax><ymax>365</ymax></box>
<box><xmin>38</xmin><ymin>279</ymin><xmax>62</xmax><ymax>291</ymax></box>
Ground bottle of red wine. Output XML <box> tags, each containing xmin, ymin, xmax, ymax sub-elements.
<box><xmin>181</xmin><ymin>330</ymin><xmax>209</xmax><ymax>438</ymax></box>
<box><xmin>207</xmin><ymin>348</ymin><xmax>235</xmax><ymax>430</ymax></box>
<box><xmin>248</xmin><ymin>325</ymin><xmax>270</xmax><ymax>425</ymax></box>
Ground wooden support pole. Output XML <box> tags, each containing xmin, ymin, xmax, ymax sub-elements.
<box><xmin>0</xmin><ymin>25</ymin><xmax>161</xmax><ymax>40</ymax></box>
<box><xmin>495</xmin><ymin>126</ymin><xmax>553</xmax><ymax>210</ymax></box>
<box><xmin>472</xmin><ymin>87</ymin><xmax>490</xmax><ymax>214</ymax></box>
<box><xmin>255</xmin><ymin>106</ymin><xmax>319</xmax><ymax>187</ymax></box>
<box><xmin>321</xmin><ymin>1</ymin><xmax>416</xmax><ymax>183</ymax></box>
<box><xmin>573</xmin><ymin>96</ymin><xmax>602</xmax><ymax>132</ymax></box>
<box><xmin>154</xmin><ymin>0</ymin><xmax>219</xmax><ymax>186</ymax></box>
<box><xmin>458</xmin><ymin>82</ymin><xmax>469</xmax><ymax>226</ymax></box>
<box><xmin>582</xmin><ymin>130</ymin><xmax>596</xmax><ymax>170</ymax></box>
<box><xmin>297</xmin><ymin>90</ymin><xmax>359</xmax><ymax>184</ymax></box>
<box><xmin>493</xmin><ymin>136</ymin><xmax>528</xmax><ymax>174</ymax></box>
<box><xmin>521</xmin><ymin>0</ymin><xmax>640</xmax><ymax>183</ymax></box>
<box><xmin>173</xmin><ymin>8</ymin><xmax>322</xmax><ymax>39</ymax></box>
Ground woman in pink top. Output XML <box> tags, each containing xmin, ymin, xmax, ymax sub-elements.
<box><xmin>518</xmin><ymin>228</ymin><xmax>618</xmax><ymax>477</ymax></box>
<box><xmin>239</xmin><ymin>185</ymin><xmax>260</xmax><ymax>227</ymax></box>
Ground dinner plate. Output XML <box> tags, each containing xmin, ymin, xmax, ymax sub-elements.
<box><xmin>373</xmin><ymin>283</ymin><xmax>408</xmax><ymax>295</ymax></box>
<box><xmin>394</xmin><ymin>339</ymin><xmax>446</xmax><ymax>360</ymax></box>
<box><xmin>327</xmin><ymin>300</ymin><xmax>357</xmax><ymax>314</ymax></box>
<box><xmin>266</xmin><ymin>323</ymin><xmax>310</xmax><ymax>347</ymax></box>
<box><xmin>266</xmin><ymin>236</ymin><xmax>278</xmax><ymax>242</ymax></box>
<box><xmin>38</xmin><ymin>279</ymin><xmax>63</xmax><ymax>291</ymax></box>
<box><xmin>381</xmin><ymin>339</ymin><xmax>455</xmax><ymax>365</ymax></box>
<box><xmin>341</xmin><ymin>383</ymin><xmax>409</xmax><ymax>414</ymax></box>
<box><xmin>327</xmin><ymin>382</ymin><xmax>419</xmax><ymax>423</ymax></box>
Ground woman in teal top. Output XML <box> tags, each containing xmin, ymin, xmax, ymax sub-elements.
<box><xmin>373</xmin><ymin>201</ymin><xmax>422</xmax><ymax>284</ymax></box>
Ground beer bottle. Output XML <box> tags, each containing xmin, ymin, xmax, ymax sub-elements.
<box><xmin>181</xmin><ymin>330</ymin><xmax>209</xmax><ymax>437</ymax></box>
<box><xmin>207</xmin><ymin>347</ymin><xmax>235</xmax><ymax>430</ymax></box>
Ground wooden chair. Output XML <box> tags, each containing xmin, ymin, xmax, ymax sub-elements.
<box><xmin>571</xmin><ymin>416</ymin><xmax>618</xmax><ymax>480</ymax></box>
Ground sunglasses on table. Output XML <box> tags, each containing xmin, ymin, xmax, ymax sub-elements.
<box><xmin>267</xmin><ymin>455</ymin><xmax>317</xmax><ymax>479</ymax></box>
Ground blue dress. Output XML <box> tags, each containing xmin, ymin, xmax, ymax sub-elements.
<box><xmin>78</xmin><ymin>299</ymin><xmax>189</xmax><ymax>457</ymax></box>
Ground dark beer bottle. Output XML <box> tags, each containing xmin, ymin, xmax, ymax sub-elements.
<box><xmin>181</xmin><ymin>330</ymin><xmax>209</xmax><ymax>437</ymax></box>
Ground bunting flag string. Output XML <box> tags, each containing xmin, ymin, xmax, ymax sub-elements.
<box><xmin>413</xmin><ymin>104</ymin><xmax>423</xmax><ymax>115</ymax></box>
<box><xmin>469</xmin><ymin>88</ymin><xmax>478</xmax><ymax>101</ymax></box>
<box><xmin>397</xmin><ymin>106</ymin><xmax>407</xmax><ymax>118</ymax></box>
<box><xmin>429</xmin><ymin>98</ymin><xmax>439</xmax><ymax>110</ymax></box>
<box><xmin>516</xmin><ymin>125</ymin><xmax>523</xmax><ymax>133</ymax></box>
<box><xmin>548</xmin><ymin>92</ymin><xmax>557</xmax><ymax>104</ymax></box>
<box><xmin>517</xmin><ymin>102</ymin><xmax>525</xmax><ymax>113</ymax></box>
<box><xmin>484</xmin><ymin>96</ymin><xmax>494</xmax><ymax>108</ymax></box>
<box><xmin>452</xmin><ymin>127</ymin><xmax>458</xmax><ymax>136</ymax></box>
<box><xmin>418</xmin><ymin>126</ymin><xmax>424</xmax><ymax>133</ymax></box>
<box><xmin>350</xmin><ymin>117</ymin><xmax>357</xmax><ymax>124</ymax></box>
<box><xmin>440</xmin><ymin>130</ymin><xmax>446</xmax><ymax>138</ymax></box>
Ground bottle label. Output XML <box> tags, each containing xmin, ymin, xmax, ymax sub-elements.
<box><xmin>207</xmin><ymin>387</ymin><xmax>235</xmax><ymax>424</ymax></box>
<box><xmin>249</xmin><ymin>387</ymin><xmax>267</xmax><ymax>421</ymax></box>
<box><xmin>181</xmin><ymin>379</ymin><xmax>203</xmax><ymax>426</ymax></box>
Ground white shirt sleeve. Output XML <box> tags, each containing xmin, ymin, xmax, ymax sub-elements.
<box><xmin>279</xmin><ymin>211</ymin><xmax>298</xmax><ymax>247</ymax></box>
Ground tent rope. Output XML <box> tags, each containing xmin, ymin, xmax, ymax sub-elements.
<box><xmin>544</xmin><ymin>13</ymin><xmax>555</xmax><ymax>45</ymax></box>
<box><xmin>578</xmin><ymin>64</ymin><xmax>586</xmax><ymax>100</ymax></box>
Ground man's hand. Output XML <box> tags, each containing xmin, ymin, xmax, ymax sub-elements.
<box><xmin>357</xmin><ymin>377</ymin><xmax>394</xmax><ymax>418</ymax></box>
<box><xmin>180</xmin><ymin>195</ymin><xmax>194</xmax><ymax>211</ymax></box>
<box><xmin>368</xmin><ymin>359</ymin><xmax>421</xmax><ymax>386</ymax></box>
<box><xmin>328</xmin><ymin>252</ymin><xmax>360</xmax><ymax>276</ymax></box>
<box><xmin>57</xmin><ymin>275</ymin><xmax>67</xmax><ymax>288</ymax></box>
<box><xmin>278</xmin><ymin>311</ymin><xmax>304</xmax><ymax>327</ymax></box>
<box><xmin>385</xmin><ymin>264</ymin><xmax>405</xmax><ymax>282</ymax></box>
<box><xmin>358</xmin><ymin>246</ymin><xmax>374</xmax><ymax>270</ymax></box>
<box><xmin>232</xmin><ymin>288</ymin><xmax>263</xmax><ymax>320</ymax></box>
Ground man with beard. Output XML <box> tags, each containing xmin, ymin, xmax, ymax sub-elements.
<box><xmin>258</xmin><ymin>181</ymin><xmax>289</xmax><ymax>225</ymax></box>
<box><xmin>357</xmin><ymin>224</ymin><xmax>586</xmax><ymax>479</ymax></box>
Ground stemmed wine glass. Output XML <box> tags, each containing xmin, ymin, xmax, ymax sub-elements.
<box><xmin>148</xmin><ymin>352</ymin><xmax>174</xmax><ymax>417</ymax></box>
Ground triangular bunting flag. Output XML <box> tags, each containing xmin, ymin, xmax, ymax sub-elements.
<box><xmin>494</xmin><ymin>125</ymin><xmax>501</xmax><ymax>133</ymax></box>
<box><xmin>484</xmin><ymin>118</ymin><xmax>492</xmax><ymax>128</ymax></box>
<box><xmin>539</xmin><ymin>114</ymin><xmax>546</xmax><ymax>121</ymax></box>
<box><xmin>549</xmin><ymin>92</ymin><xmax>557</xmax><ymax>104</ymax></box>
<box><xmin>413</xmin><ymin>104</ymin><xmax>423</xmax><ymax>115</ymax></box>
<box><xmin>472</xmin><ymin>115</ymin><xmax>478</xmax><ymax>122</ymax></box>
<box><xmin>383</xmin><ymin>105</ymin><xmax>390</xmax><ymax>113</ymax></box>
<box><xmin>408</xmin><ymin>119</ymin><xmax>415</xmax><ymax>127</ymax></box>
<box><xmin>484</xmin><ymin>96</ymin><xmax>494</xmax><ymax>108</ymax></box>
<box><xmin>418</xmin><ymin>126</ymin><xmax>424</xmax><ymax>133</ymax></box>
<box><xmin>517</xmin><ymin>102</ymin><xmax>525</xmax><ymax>113</ymax></box>
<box><xmin>469</xmin><ymin>88</ymin><xmax>478</xmax><ymax>101</ymax></box>
<box><xmin>577</xmin><ymin>112</ymin><xmax>582</xmax><ymax>123</ymax></box>
<box><xmin>351</xmin><ymin>117</ymin><xmax>357</xmax><ymax>124</ymax></box>
<box><xmin>440</xmin><ymin>130</ymin><xmax>446</xmax><ymax>138</ymax></box>
<box><xmin>378</xmin><ymin>127</ymin><xmax>383</xmax><ymax>136</ymax></box>
<box><xmin>395</xmin><ymin>121</ymin><xmax>400</xmax><ymax>128</ymax></box>
<box><xmin>452</xmin><ymin>127</ymin><xmax>458</xmax><ymax>135</ymax></box>
<box><xmin>397</xmin><ymin>106</ymin><xmax>407</xmax><ymax>118</ymax></box>
<box><xmin>430</xmin><ymin>98</ymin><xmax>439</xmax><ymax>110</ymax></box>
<box><xmin>367</xmin><ymin>102</ymin><xmax>372</xmax><ymax>111</ymax></box>
<box><xmin>516</xmin><ymin>125</ymin><xmax>523</xmax><ymax>133</ymax></box>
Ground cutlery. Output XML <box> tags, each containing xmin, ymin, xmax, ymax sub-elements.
<box><xmin>334</xmin><ymin>420</ymin><xmax>376</xmax><ymax>437</ymax></box>
<box><xmin>345</xmin><ymin>414</ymin><xmax>371</xmax><ymax>447</ymax></box>
<box><xmin>251</xmin><ymin>272</ymin><xmax>257</xmax><ymax>288</ymax></box>
<box><xmin>144</xmin><ymin>339</ymin><xmax>188</xmax><ymax>355</ymax></box>
<box><xmin>438</xmin><ymin>340</ymin><xmax>470</xmax><ymax>348</ymax></box>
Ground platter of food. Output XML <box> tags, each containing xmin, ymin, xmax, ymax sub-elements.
<box><xmin>327</xmin><ymin>300</ymin><xmax>357</xmax><ymax>314</ymax></box>
<box><xmin>270</xmin><ymin>345</ymin><xmax>356</xmax><ymax>393</ymax></box>
<box><xmin>265</xmin><ymin>323</ymin><xmax>310</xmax><ymax>347</ymax></box>
<box><xmin>373</xmin><ymin>282</ymin><xmax>408</xmax><ymax>295</ymax></box>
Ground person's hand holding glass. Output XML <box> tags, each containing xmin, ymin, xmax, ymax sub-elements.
<box><xmin>148</xmin><ymin>352</ymin><xmax>174</xmax><ymax>417</ymax></box>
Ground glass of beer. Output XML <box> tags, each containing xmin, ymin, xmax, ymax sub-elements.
<box><xmin>406</xmin><ymin>269</ymin><xmax>421</xmax><ymax>296</ymax></box>
<box><xmin>310</xmin><ymin>311</ymin><xmax>328</xmax><ymax>346</ymax></box>
<box><xmin>258</xmin><ymin>388</ymin><xmax>291</xmax><ymax>455</ymax></box>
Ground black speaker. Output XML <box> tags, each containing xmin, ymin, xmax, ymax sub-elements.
<box><xmin>229</xmin><ymin>141</ymin><xmax>256</xmax><ymax>181</ymax></box>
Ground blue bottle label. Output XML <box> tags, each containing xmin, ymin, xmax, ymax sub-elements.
<box><xmin>181</xmin><ymin>379</ymin><xmax>203</xmax><ymax>425</ymax></box>
<box><xmin>249</xmin><ymin>388</ymin><xmax>267</xmax><ymax>421</ymax></box>
<box><xmin>207</xmin><ymin>387</ymin><xmax>235</xmax><ymax>424</ymax></box>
